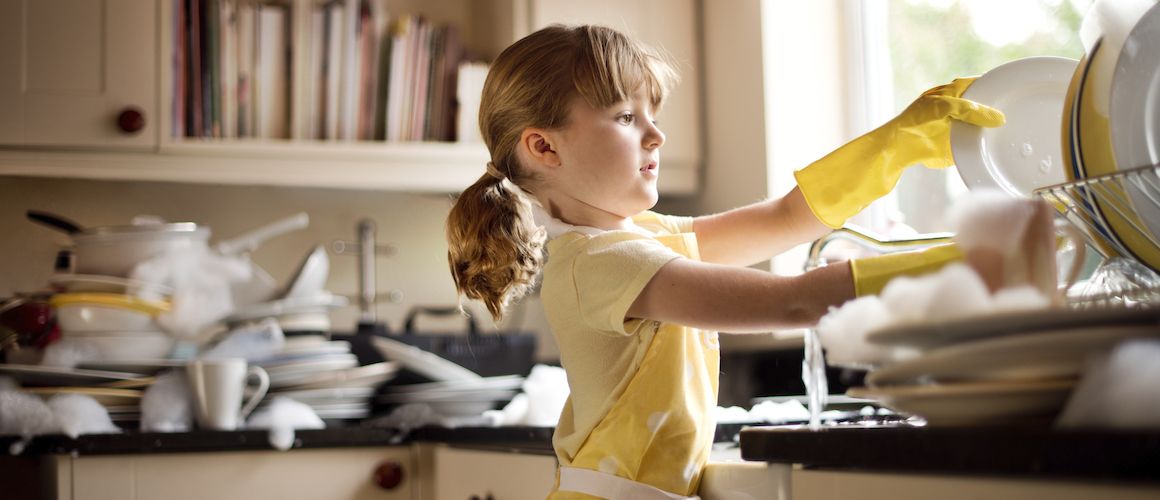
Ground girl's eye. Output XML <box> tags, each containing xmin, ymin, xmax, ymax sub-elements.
<box><xmin>617</xmin><ymin>113</ymin><xmax>635</xmax><ymax>125</ymax></box>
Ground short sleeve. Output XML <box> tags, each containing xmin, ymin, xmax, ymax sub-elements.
<box><xmin>571</xmin><ymin>233</ymin><xmax>684</xmax><ymax>336</ymax></box>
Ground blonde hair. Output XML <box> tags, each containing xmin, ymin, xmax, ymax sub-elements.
<box><xmin>446</xmin><ymin>24</ymin><xmax>677</xmax><ymax>320</ymax></box>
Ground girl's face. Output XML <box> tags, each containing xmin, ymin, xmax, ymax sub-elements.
<box><xmin>550</xmin><ymin>87</ymin><xmax>665</xmax><ymax>227</ymax></box>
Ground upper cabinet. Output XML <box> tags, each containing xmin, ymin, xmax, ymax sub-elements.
<box><xmin>0</xmin><ymin>0</ymin><xmax>158</xmax><ymax>149</ymax></box>
<box><xmin>0</xmin><ymin>0</ymin><xmax>700</xmax><ymax>194</ymax></box>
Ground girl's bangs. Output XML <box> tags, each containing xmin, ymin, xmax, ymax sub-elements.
<box><xmin>571</xmin><ymin>30</ymin><xmax>675</xmax><ymax>111</ymax></box>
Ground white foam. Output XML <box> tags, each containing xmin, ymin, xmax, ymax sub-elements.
<box><xmin>140</xmin><ymin>371</ymin><xmax>193</xmax><ymax>432</ymax></box>
<box><xmin>0</xmin><ymin>391</ymin><xmax>61</xmax><ymax>440</ymax></box>
<box><xmin>245</xmin><ymin>397</ymin><xmax>324</xmax><ymax>451</ymax></box>
<box><xmin>46</xmin><ymin>394</ymin><xmax>120</xmax><ymax>438</ymax></box>
<box><xmin>1057</xmin><ymin>339</ymin><xmax>1160</xmax><ymax>429</ymax></box>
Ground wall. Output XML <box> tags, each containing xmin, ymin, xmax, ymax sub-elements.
<box><xmin>0</xmin><ymin>176</ymin><xmax>561</xmax><ymax>361</ymax></box>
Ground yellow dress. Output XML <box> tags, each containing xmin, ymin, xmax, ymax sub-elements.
<box><xmin>540</xmin><ymin>212</ymin><xmax>720</xmax><ymax>499</ymax></box>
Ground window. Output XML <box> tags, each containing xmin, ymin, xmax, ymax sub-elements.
<box><xmin>857</xmin><ymin>0</ymin><xmax>1091</xmax><ymax>235</ymax></box>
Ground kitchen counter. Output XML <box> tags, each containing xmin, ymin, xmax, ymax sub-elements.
<box><xmin>740</xmin><ymin>424</ymin><xmax>1160</xmax><ymax>483</ymax></box>
<box><xmin>0</xmin><ymin>422</ymin><xmax>754</xmax><ymax>457</ymax></box>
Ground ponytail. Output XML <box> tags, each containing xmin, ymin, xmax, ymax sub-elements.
<box><xmin>445</xmin><ymin>167</ymin><xmax>545</xmax><ymax>321</ymax></box>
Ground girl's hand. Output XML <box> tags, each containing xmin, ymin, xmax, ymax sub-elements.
<box><xmin>793</xmin><ymin>77</ymin><xmax>1006</xmax><ymax>229</ymax></box>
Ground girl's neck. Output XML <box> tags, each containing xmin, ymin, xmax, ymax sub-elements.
<box><xmin>541</xmin><ymin>195</ymin><xmax>636</xmax><ymax>232</ymax></box>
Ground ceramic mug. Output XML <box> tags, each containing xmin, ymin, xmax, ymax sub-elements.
<box><xmin>186</xmin><ymin>357</ymin><xmax>269</xmax><ymax>431</ymax></box>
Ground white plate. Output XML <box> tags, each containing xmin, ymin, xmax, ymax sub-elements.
<box><xmin>951</xmin><ymin>56</ymin><xmax>1078</xmax><ymax>197</ymax></box>
<box><xmin>48</xmin><ymin>273</ymin><xmax>174</xmax><ymax>297</ymax></box>
<box><xmin>260</xmin><ymin>353</ymin><xmax>358</xmax><ymax>371</ymax></box>
<box><xmin>377</xmin><ymin>388</ymin><xmax>519</xmax><ymax>404</ymax></box>
<box><xmin>271</xmin><ymin>361</ymin><xmax>399</xmax><ymax>390</ymax></box>
<box><xmin>867</xmin><ymin>324</ymin><xmax>1160</xmax><ymax>386</ymax></box>
<box><xmin>1109</xmin><ymin>3</ymin><xmax>1160</xmax><ymax>268</ymax></box>
<box><xmin>265</xmin><ymin>356</ymin><xmax>361</xmax><ymax>387</ymax></box>
<box><xmin>271</xmin><ymin>387</ymin><xmax>375</xmax><ymax>401</ymax></box>
<box><xmin>0</xmin><ymin>364</ymin><xmax>147</xmax><ymax>386</ymax></box>
<box><xmin>370</xmin><ymin>336</ymin><xmax>483</xmax><ymax>383</ymax></box>
<box><xmin>224</xmin><ymin>292</ymin><xmax>349</xmax><ymax>324</ymax></box>
<box><xmin>847</xmin><ymin>379</ymin><xmax>1075</xmax><ymax>426</ymax></box>
<box><xmin>78</xmin><ymin>359</ymin><xmax>185</xmax><ymax>375</ymax></box>
<box><xmin>864</xmin><ymin>305</ymin><xmax>1159</xmax><ymax>349</ymax></box>
<box><xmin>385</xmin><ymin>374</ymin><xmax>525</xmax><ymax>394</ymax></box>
<box><xmin>23</xmin><ymin>386</ymin><xmax>143</xmax><ymax>406</ymax></box>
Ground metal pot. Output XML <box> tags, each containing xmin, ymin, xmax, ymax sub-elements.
<box><xmin>71</xmin><ymin>222</ymin><xmax>212</xmax><ymax>277</ymax></box>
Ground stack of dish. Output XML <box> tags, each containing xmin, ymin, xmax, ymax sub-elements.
<box><xmin>254</xmin><ymin>335</ymin><xmax>398</xmax><ymax>421</ymax></box>
<box><xmin>48</xmin><ymin>291</ymin><xmax>177</xmax><ymax>361</ymax></box>
<box><xmin>847</xmin><ymin>307</ymin><xmax>1160</xmax><ymax>425</ymax></box>
<box><xmin>376</xmin><ymin>375</ymin><xmax>524</xmax><ymax>417</ymax></box>
<box><xmin>370</xmin><ymin>336</ymin><xmax>523</xmax><ymax>417</ymax></box>
<box><xmin>0</xmin><ymin>363</ymin><xmax>153</xmax><ymax>426</ymax></box>
<box><xmin>223</xmin><ymin>246</ymin><xmax>348</xmax><ymax>335</ymax></box>
<box><xmin>1061</xmin><ymin>0</ymin><xmax>1160</xmax><ymax>272</ymax></box>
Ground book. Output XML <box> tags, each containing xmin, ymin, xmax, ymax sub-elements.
<box><xmin>255</xmin><ymin>4</ymin><xmax>289</xmax><ymax>139</ymax></box>
<box><xmin>235</xmin><ymin>2</ymin><xmax>255</xmax><ymax>137</ymax></box>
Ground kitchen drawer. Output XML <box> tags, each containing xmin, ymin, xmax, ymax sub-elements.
<box><xmin>50</xmin><ymin>447</ymin><xmax>414</xmax><ymax>500</ymax></box>
<box><xmin>428</xmin><ymin>445</ymin><xmax>557</xmax><ymax>500</ymax></box>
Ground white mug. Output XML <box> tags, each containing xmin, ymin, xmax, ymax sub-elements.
<box><xmin>186</xmin><ymin>358</ymin><xmax>269</xmax><ymax>431</ymax></box>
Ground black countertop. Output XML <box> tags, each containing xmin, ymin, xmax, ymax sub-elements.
<box><xmin>740</xmin><ymin>424</ymin><xmax>1160</xmax><ymax>483</ymax></box>
<box><xmin>0</xmin><ymin>422</ymin><xmax>753</xmax><ymax>457</ymax></box>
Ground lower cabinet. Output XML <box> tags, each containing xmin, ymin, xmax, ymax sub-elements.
<box><xmin>423</xmin><ymin>445</ymin><xmax>558</xmax><ymax>500</ymax></box>
<box><xmin>791</xmin><ymin>468</ymin><xmax>1160</xmax><ymax>500</ymax></box>
<box><xmin>48</xmin><ymin>447</ymin><xmax>414</xmax><ymax>500</ymax></box>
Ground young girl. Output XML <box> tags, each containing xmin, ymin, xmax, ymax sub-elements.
<box><xmin>446</xmin><ymin>25</ymin><xmax>1005</xmax><ymax>499</ymax></box>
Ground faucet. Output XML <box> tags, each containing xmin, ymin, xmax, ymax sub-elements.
<box><xmin>332</xmin><ymin>218</ymin><xmax>397</xmax><ymax>327</ymax></box>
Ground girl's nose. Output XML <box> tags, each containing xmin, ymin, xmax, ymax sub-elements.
<box><xmin>645</xmin><ymin>122</ymin><xmax>665</xmax><ymax>150</ymax></box>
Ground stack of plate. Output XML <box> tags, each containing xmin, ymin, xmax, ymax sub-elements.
<box><xmin>369</xmin><ymin>336</ymin><xmax>524</xmax><ymax>417</ymax></box>
<box><xmin>848</xmin><ymin>306</ymin><xmax>1160</xmax><ymax>425</ymax></box>
<box><xmin>0</xmin><ymin>363</ymin><xmax>154</xmax><ymax>426</ymax></box>
<box><xmin>254</xmin><ymin>335</ymin><xmax>398</xmax><ymax>421</ymax></box>
<box><xmin>1063</xmin><ymin>0</ymin><xmax>1160</xmax><ymax>271</ymax></box>
<box><xmin>376</xmin><ymin>375</ymin><xmax>525</xmax><ymax>417</ymax></box>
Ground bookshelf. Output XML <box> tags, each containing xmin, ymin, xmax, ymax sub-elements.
<box><xmin>0</xmin><ymin>0</ymin><xmax>699</xmax><ymax>194</ymax></box>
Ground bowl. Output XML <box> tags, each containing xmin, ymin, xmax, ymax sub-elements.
<box><xmin>51</xmin><ymin>293</ymin><xmax>169</xmax><ymax>333</ymax></box>
<box><xmin>56</xmin><ymin>331</ymin><xmax>177</xmax><ymax>361</ymax></box>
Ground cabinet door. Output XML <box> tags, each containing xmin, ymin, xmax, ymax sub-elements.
<box><xmin>432</xmin><ymin>447</ymin><xmax>557</xmax><ymax>500</ymax></box>
<box><xmin>528</xmin><ymin>0</ymin><xmax>701</xmax><ymax>194</ymax></box>
<box><xmin>0</xmin><ymin>0</ymin><xmax>157</xmax><ymax>149</ymax></box>
<box><xmin>64</xmin><ymin>448</ymin><xmax>414</xmax><ymax>500</ymax></box>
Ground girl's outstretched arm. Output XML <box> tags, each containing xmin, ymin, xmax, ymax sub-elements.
<box><xmin>691</xmin><ymin>187</ymin><xmax>831</xmax><ymax>267</ymax></box>
<box><xmin>627</xmin><ymin>257</ymin><xmax>854</xmax><ymax>332</ymax></box>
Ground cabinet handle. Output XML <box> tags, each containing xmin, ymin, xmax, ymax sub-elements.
<box><xmin>373</xmin><ymin>460</ymin><xmax>405</xmax><ymax>490</ymax></box>
<box><xmin>116</xmin><ymin>107</ymin><xmax>146</xmax><ymax>134</ymax></box>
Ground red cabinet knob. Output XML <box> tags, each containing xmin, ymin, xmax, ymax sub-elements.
<box><xmin>116</xmin><ymin>107</ymin><xmax>145</xmax><ymax>134</ymax></box>
<box><xmin>373</xmin><ymin>460</ymin><xmax>405</xmax><ymax>490</ymax></box>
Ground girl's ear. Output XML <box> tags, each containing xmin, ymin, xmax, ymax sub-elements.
<box><xmin>519</xmin><ymin>128</ymin><xmax>561</xmax><ymax>169</ymax></box>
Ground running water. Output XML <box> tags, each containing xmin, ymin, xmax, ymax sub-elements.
<box><xmin>802</xmin><ymin>328</ymin><xmax>828</xmax><ymax>430</ymax></box>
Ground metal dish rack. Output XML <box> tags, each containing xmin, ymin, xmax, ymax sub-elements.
<box><xmin>1034</xmin><ymin>164</ymin><xmax>1160</xmax><ymax>308</ymax></box>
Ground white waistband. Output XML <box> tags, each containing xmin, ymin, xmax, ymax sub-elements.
<box><xmin>558</xmin><ymin>467</ymin><xmax>700</xmax><ymax>500</ymax></box>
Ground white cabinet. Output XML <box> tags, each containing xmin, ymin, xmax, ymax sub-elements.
<box><xmin>0</xmin><ymin>0</ymin><xmax>700</xmax><ymax>193</ymax></box>
<box><xmin>424</xmin><ymin>445</ymin><xmax>557</xmax><ymax>500</ymax></box>
<box><xmin>47</xmin><ymin>447</ymin><xmax>415</xmax><ymax>500</ymax></box>
<box><xmin>0</xmin><ymin>0</ymin><xmax>158</xmax><ymax>149</ymax></box>
<box><xmin>791</xmin><ymin>468</ymin><xmax>1160</xmax><ymax>500</ymax></box>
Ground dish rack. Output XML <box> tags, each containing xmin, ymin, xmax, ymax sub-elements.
<box><xmin>1034</xmin><ymin>164</ymin><xmax>1160</xmax><ymax>308</ymax></box>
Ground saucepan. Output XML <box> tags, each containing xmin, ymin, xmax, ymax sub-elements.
<box><xmin>28</xmin><ymin>211</ymin><xmax>310</xmax><ymax>308</ymax></box>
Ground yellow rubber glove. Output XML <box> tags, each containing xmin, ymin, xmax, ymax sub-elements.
<box><xmin>850</xmin><ymin>244</ymin><xmax>964</xmax><ymax>297</ymax></box>
<box><xmin>795</xmin><ymin>78</ymin><xmax>1006</xmax><ymax>228</ymax></box>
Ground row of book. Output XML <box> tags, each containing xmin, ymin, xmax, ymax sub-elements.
<box><xmin>172</xmin><ymin>0</ymin><xmax>486</xmax><ymax>143</ymax></box>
